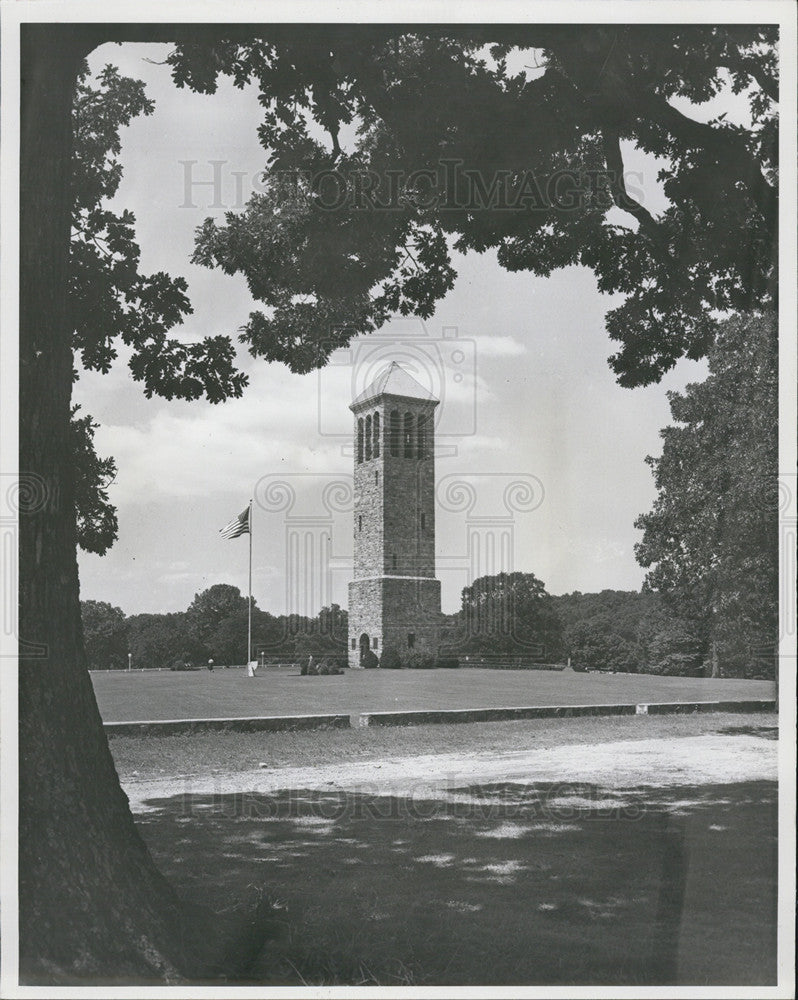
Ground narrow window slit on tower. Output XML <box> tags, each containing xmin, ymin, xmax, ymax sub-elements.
<box><xmin>357</xmin><ymin>417</ymin><xmax>364</xmax><ymax>464</ymax></box>
<box><xmin>404</xmin><ymin>412</ymin><xmax>414</xmax><ymax>457</ymax></box>
<box><xmin>417</xmin><ymin>413</ymin><xmax>426</xmax><ymax>458</ymax></box>
<box><xmin>365</xmin><ymin>414</ymin><xmax>372</xmax><ymax>460</ymax></box>
<box><xmin>390</xmin><ymin>410</ymin><xmax>399</xmax><ymax>456</ymax></box>
<box><xmin>392</xmin><ymin>553</ymin><xmax>397</xmax><ymax>569</ymax></box>
<box><xmin>373</xmin><ymin>411</ymin><xmax>380</xmax><ymax>458</ymax></box>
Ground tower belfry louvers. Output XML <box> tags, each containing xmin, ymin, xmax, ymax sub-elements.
<box><xmin>348</xmin><ymin>363</ymin><xmax>442</xmax><ymax>667</ymax></box>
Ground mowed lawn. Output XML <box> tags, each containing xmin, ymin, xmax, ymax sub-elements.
<box><xmin>91</xmin><ymin>667</ymin><xmax>775</xmax><ymax>723</ymax></box>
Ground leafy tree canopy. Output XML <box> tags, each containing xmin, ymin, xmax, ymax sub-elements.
<box><xmin>564</xmin><ymin>615</ymin><xmax>640</xmax><ymax>673</ymax></box>
<box><xmin>80</xmin><ymin>600</ymin><xmax>128</xmax><ymax>670</ymax></box>
<box><xmin>635</xmin><ymin>605</ymin><xmax>706</xmax><ymax>677</ymax></box>
<box><xmin>71</xmin><ymin>405</ymin><xmax>118</xmax><ymax>555</ymax></box>
<box><xmin>70</xmin><ymin>61</ymin><xmax>248</xmax><ymax>403</ymax></box>
<box><xmin>455</xmin><ymin>571</ymin><xmax>563</xmax><ymax>657</ymax></box>
<box><xmin>555</xmin><ymin>590</ymin><xmax>655</xmax><ymax>673</ymax></box>
<box><xmin>160</xmin><ymin>25</ymin><xmax>777</xmax><ymax>385</ymax></box>
<box><xmin>185</xmin><ymin>583</ymin><xmax>252</xmax><ymax>646</ymax></box>
<box><xmin>635</xmin><ymin>311</ymin><xmax>778</xmax><ymax>678</ymax></box>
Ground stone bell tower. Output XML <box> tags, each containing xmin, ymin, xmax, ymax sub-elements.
<box><xmin>348</xmin><ymin>363</ymin><xmax>442</xmax><ymax>667</ymax></box>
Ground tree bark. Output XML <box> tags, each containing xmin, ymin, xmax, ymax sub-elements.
<box><xmin>709</xmin><ymin>640</ymin><xmax>721</xmax><ymax>679</ymax></box>
<box><xmin>17</xmin><ymin>26</ymin><xmax>253</xmax><ymax>983</ymax></box>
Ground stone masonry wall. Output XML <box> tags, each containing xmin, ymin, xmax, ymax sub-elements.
<box><xmin>381</xmin><ymin>577</ymin><xmax>441</xmax><ymax>662</ymax></box>
<box><xmin>352</xmin><ymin>407</ymin><xmax>384</xmax><ymax>579</ymax></box>
<box><xmin>382</xmin><ymin>399</ymin><xmax>436</xmax><ymax>577</ymax></box>
<box><xmin>348</xmin><ymin>577</ymin><xmax>441</xmax><ymax>668</ymax></box>
<box><xmin>349</xmin><ymin>391</ymin><xmax>441</xmax><ymax>668</ymax></box>
<box><xmin>347</xmin><ymin>578</ymin><xmax>383</xmax><ymax>668</ymax></box>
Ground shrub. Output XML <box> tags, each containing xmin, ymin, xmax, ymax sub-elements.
<box><xmin>649</xmin><ymin>652</ymin><xmax>703</xmax><ymax>676</ymax></box>
<box><xmin>406</xmin><ymin>652</ymin><xmax>434</xmax><ymax>669</ymax></box>
<box><xmin>379</xmin><ymin>645</ymin><xmax>402</xmax><ymax>669</ymax></box>
<box><xmin>318</xmin><ymin>659</ymin><xmax>343</xmax><ymax>675</ymax></box>
<box><xmin>301</xmin><ymin>656</ymin><xmax>343</xmax><ymax>676</ymax></box>
<box><xmin>170</xmin><ymin>658</ymin><xmax>197</xmax><ymax>671</ymax></box>
<box><xmin>361</xmin><ymin>649</ymin><xmax>379</xmax><ymax>669</ymax></box>
<box><xmin>435</xmin><ymin>655</ymin><xmax>460</xmax><ymax>669</ymax></box>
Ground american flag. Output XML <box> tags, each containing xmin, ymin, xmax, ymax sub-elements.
<box><xmin>219</xmin><ymin>505</ymin><xmax>250</xmax><ymax>539</ymax></box>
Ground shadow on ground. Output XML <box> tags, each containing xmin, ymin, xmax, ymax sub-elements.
<box><xmin>132</xmin><ymin>779</ymin><xmax>777</xmax><ymax>987</ymax></box>
<box><xmin>715</xmin><ymin>724</ymin><xmax>778</xmax><ymax>739</ymax></box>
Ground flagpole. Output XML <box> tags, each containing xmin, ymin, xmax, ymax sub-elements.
<box><xmin>248</xmin><ymin>499</ymin><xmax>253</xmax><ymax>666</ymax></box>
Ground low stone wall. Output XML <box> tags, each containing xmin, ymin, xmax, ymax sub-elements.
<box><xmin>642</xmin><ymin>699</ymin><xmax>776</xmax><ymax>715</ymax></box>
<box><xmin>359</xmin><ymin>699</ymin><xmax>776</xmax><ymax>727</ymax></box>
<box><xmin>104</xmin><ymin>699</ymin><xmax>775</xmax><ymax>736</ymax></box>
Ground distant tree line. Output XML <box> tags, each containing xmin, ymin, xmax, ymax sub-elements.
<box><xmin>81</xmin><ymin>584</ymin><xmax>348</xmax><ymax>670</ymax></box>
<box><xmin>553</xmin><ymin>590</ymin><xmax>711</xmax><ymax>677</ymax></box>
<box><xmin>84</xmin><ymin>570</ymin><xmax>774</xmax><ymax>680</ymax></box>
<box><xmin>439</xmin><ymin>576</ymin><xmax>774</xmax><ymax>679</ymax></box>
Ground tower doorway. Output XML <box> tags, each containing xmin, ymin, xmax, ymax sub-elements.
<box><xmin>359</xmin><ymin>632</ymin><xmax>370</xmax><ymax>665</ymax></box>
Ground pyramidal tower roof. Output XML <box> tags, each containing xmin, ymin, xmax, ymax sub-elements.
<box><xmin>350</xmin><ymin>362</ymin><xmax>439</xmax><ymax>410</ymax></box>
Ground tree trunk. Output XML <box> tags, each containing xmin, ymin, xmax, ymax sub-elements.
<box><xmin>709</xmin><ymin>639</ymin><xmax>720</xmax><ymax>678</ymax></box>
<box><xmin>18</xmin><ymin>26</ymin><xmax>261</xmax><ymax>983</ymax></box>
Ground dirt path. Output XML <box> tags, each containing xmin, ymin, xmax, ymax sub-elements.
<box><xmin>123</xmin><ymin>731</ymin><xmax>776</xmax><ymax>813</ymax></box>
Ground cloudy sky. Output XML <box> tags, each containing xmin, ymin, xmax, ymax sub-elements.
<box><xmin>73</xmin><ymin>40</ymin><xmax>724</xmax><ymax>618</ymax></box>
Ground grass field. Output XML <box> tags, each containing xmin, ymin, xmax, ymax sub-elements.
<box><xmin>119</xmin><ymin>713</ymin><xmax>777</xmax><ymax>986</ymax></box>
<box><xmin>92</xmin><ymin>666</ymin><xmax>775</xmax><ymax>723</ymax></box>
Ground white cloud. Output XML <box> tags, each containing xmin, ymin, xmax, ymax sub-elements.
<box><xmin>93</xmin><ymin>364</ymin><xmax>349</xmax><ymax>501</ymax></box>
<box><xmin>471</xmin><ymin>335</ymin><xmax>527</xmax><ymax>358</ymax></box>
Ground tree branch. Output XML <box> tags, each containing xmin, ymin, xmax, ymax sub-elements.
<box><xmin>718</xmin><ymin>56</ymin><xmax>778</xmax><ymax>103</ymax></box>
<box><xmin>642</xmin><ymin>94</ymin><xmax>777</xmax><ymax>230</ymax></box>
<box><xmin>602</xmin><ymin>129</ymin><xmax>671</xmax><ymax>261</ymax></box>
